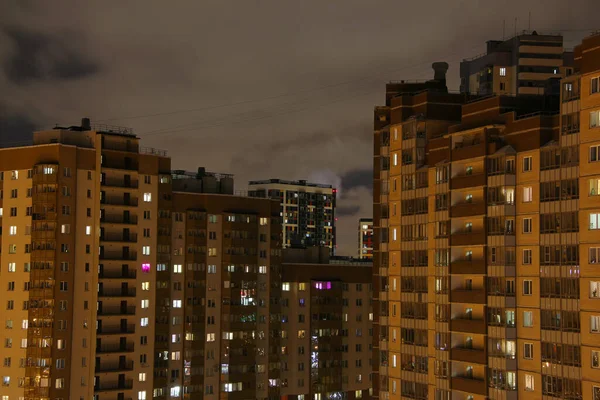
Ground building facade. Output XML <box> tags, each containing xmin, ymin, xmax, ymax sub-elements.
<box><xmin>279</xmin><ymin>248</ymin><xmax>373</xmax><ymax>400</ymax></box>
<box><xmin>373</xmin><ymin>31</ymin><xmax>600</xmax><ymax>400</ymax></box>
<box><xmin>248</xmin><ymin>179</ymin><xmax>336</xmax><ymax>254</ymax></box>
<box><xmin>0</xmin><ymin>120</ymin><xmax>283</xmax><ymax>400</ymax></box>
<box><xmin>460</xmin><ymin>31</ymin><xmax>574</xmax><ymax>97</ymax></box>
<box><xmin>358</xmin><ymin>218</ymin><xmax>374</xmax><ymax>259</ymax></box>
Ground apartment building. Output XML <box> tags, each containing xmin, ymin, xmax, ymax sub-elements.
<box><xmin>358</xmin><ymin>218</ymin><xmax>374</xmax><ymax>260</ymax></box>
<box><xmin>0</xmin><ymin>119</ymin><xmax>283</xmax><ymax>400</ymax></box>
<box><xmin>460</xmin><ymin>31</ymin><xmax>574</xmax><ymax>96</ymax></box>
<box><xmin>248</xmin><ymin>179</ymin><xmax>336</xmax><ymax>254</ymax></box>
<box><xmin>373</xmin><ymin>31</ymin><xmax>600</xmax><ymax>400</ymax></box>
<box><xmin>279</xmin><ymin>247</ymin><xmax>372</xmax><ymax>400</ymax></box>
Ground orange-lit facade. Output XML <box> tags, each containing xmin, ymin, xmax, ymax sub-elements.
<box><xmin>0</xmin><ymin>120</ymin><xmax>283</xmax><ymax>400</ymax></box>
<box><xmin>373</xmin><ymin>32</ymin><xmax>600</xmax><ymax>400</ymax></box>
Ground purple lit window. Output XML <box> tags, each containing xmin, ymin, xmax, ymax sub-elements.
<box><xmin>142</xmin><ymin>263</ymin><xmax>151</xmax><ymax>273</ymax></box>
<box><xmin>299</xmin><ymin>298</ymin><xmax>305</xmax><ymax>306</ymax></box>
<box><xmin>314</xmin><ymin>281</ymin><xmax>332</xmax><ymax>290</ymax></box>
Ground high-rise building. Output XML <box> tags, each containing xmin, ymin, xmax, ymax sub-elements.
<box><xmin>373</xmin><ymin>31</ymin><xmax>600</xmax><ymax>400</ymax></box>
<box><xmin>358</xmin><ymin>218</ymin><xmax>374</xmax><ymax>259</ymax></box>
<box><xmin>460</xmin><ymin>31</ymin><xmax>574</xmax><ymax>96</ymax></box>
<box><xmin>279</xmin><ymin>247</ymin><xmax>373</xmax><ymax>400</ymax></box>
<box><xmin>0</xmin><ymin>119</ymin><xmax>283</xmax><ymax>400</ymax></box>
<box><xmin>248</xmin><ymin>179</ymin><xmax>336</xmax><ymax>254</ymax></box>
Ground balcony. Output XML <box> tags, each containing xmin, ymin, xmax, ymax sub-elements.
<box><xmin>99</xmin><ymin>270</ymin><xmax>137</xmax><ymax>279</ymax></box>
<box><xmin>98</xmin><ymin>306</ymin><xmax>136</xmax><ymax>316</ymax></box>
<box><xmin>97</xmin><ymin>324</ymin><xmax>135</xmax><ymax>336</ymax></box>
<box><xmin>451</xmin><ymin>174</ymin><xmax>486</xmax><ymax>190</ymax></box>
<box><xmin>96</xmin><ymin>344</ymin><xmax>135</xmax><ymax>354</ymax></box>
<box><xmin>452</xmin><ymin>142</ymin><xmax>486</xmax><ymax>161</ymax></box>
<box><xmin>101</xmin><ymin>197</ymin><xmax>139</xmax><ymax>207</ymax></box>
<box><xmin>451</xmin><ymin>318</ymin><xmax>487</xmax><ymax>335</ymax></box>
<box><xmin>451</xmin><ymin>289</ymin><xmax>486</xmax><ymax>304</ymax></box>
<box><xmin>100</xmin><ymin>234</ymin><xmax>138</xmax><ymax>244</ymax></box>
<box><xmin>98</xmin><ymin>288</ymin><xmax>136</xmax><ymax>298</ymax></box>
<box><xmin>95</xmin><ymin>379</ymin><xmax>134</xmax><ymax>392</ymax></box>
<box><xmin>95</xmin><ymin>361</ymin><xmax>134</xmax><ymax>373</ymax></box>
<box><xmin>450</xmin><ymin>260</ymin><xmax>486</xmax><ymax>274</ymax></box>
<box><xmin>451</xmin><ymin>347</ymin><xmax>487</xmax><ymax>364</ymax></box>
<box><xmin>100</xmin><ymin>215</ymin><xmax>138</xmax><ymax>225</ymax></box>
<box><xmin>451</xmin><ymin>376</ymin><xmax>487</xmax><ymax>395</ymax></box>
<box><xmin>450</xmin><ymin>202</ymin><xmax>486</xmax><ymax>218</ymax></box>
<box><xmin>100</xmin><ymin>252</ymin><xmax>137</xmax><ymax>261</ymax></box>
<box><xmin>451</xmin><ymin>230</ymin><xmax>486</xmax><ymax>246</ymax></box>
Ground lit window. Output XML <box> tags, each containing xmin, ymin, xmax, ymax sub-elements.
<box><xmin>499</xmin><ymin>67</ymin><xmax>506</xmax><ymax>76</ymax></box>
<box><xmin>592</xmin><ymin>316</ymin><xmax>600</xmax><ymax>332</ymax></box>
<box><xmin>141</xmin><ymin>300</ymin><xmax>149</xmax><ymax>309</ymax></box>
<box><xmin>8</xmin><ymin>263</ymin><xmax>16</xmax><ymax>272</ymax></box>
<box><xmin>523</xmin><ymin>186</ymin><xmax>532</xmax><ymax>202</ymax></box>
<box><xmin>140</xmin><ymin>318</ymin><xmax>149</xmax><ymax>327</ymax></box>
<box><xmin>170</xmin><ymin>386</ymin><xmax>181</xmax><ymax>397</ymax></box>
<box><xmin>139</xmin><ymin>373</ymin><xmax>146</xmax><ymax>382</ymax></box>
<box><xmin>591</xmin><ymin>213</ymin><xmax>600</xmax><ymax>230</ymax></box>
<box><xmin>592</xmin><ymin>351</ymin><xmax>600</xmax><ymax>368</ymax></box>
<box><xmin>282</xmin><ymin>283</ymin><xmax>290</xmax><ymax>291</ymax></box>
<box><xmin>590</xmin><ymin>178</ymin><xmax>600</xmax><ymax>196</ymax></box>
<box><xmin>523</xmin><ymin>311</ymin><xmax>533</xmax><ymax>327</ymax></box>
<box><xmin>259</xmin><ymin>266</ymin><xmax>267</xmax><ymax>274</ymax></box>
<box><xmin>208</xmin><ymin>248</ymin><xmax>217</xmax><ymax>256</ymax></box>
<box><xmin>260</xmin><ymin>217</ymin><xmax>268</xmax><ymax>225</ymax></box>
<box><xmin>393</xmin><ymin>228</ymin><xmax>397</xmax><ymax>241</ymax></box>
<box><xmin>141</xmin><ymin>263</ymin><xmax>150</xmax><ymax>273</ymax></box>
<box><xmin>143</xmin><ymin>193</ymin><xmax>152</xmax><ymax>202</ymax></box>
<box><xmin>172</xmin><ymin>300</ymin><xmax>182</xmax><ymax>308</ymax></box>
<box><xmin>591</xmin><ymin>281</ymin><xmax>600</xmax><ymax>298</ymax></box>
<box><xmin>173</xmin><ymin>264</ymin><xmax>182</xmax><ymax>273</ymax></box>
<box><xmin>525</xmin><ymin>374</ymin><xmax>534</xmax><ymax>391</ymax></box>
<box><xmin>208</xmin><ymin>265</ymin><xmax>216</xmax><ymax>274</ymax></box>
<box><xmin>142</xmin><ymin>246</ymin><xmax>150</xmax><ymax>255</ymax></box>
<box><xmin>393</xmin><ymin>153</ymin><xmax>398</xmax><ymax>166</ymax></box>
<box><xmin>207</xmin><ymin>333</ymin><xmax>215</xmax><ymax>342</ymax></box>
<box><xmin>591</xmin><ymin>110</ymin><xmax>600</xmax><ymax>129</ymax></box>
<box><xmin>9</xmin><ymin>226</ymin><xmax>16</xmax><ymax>235</ymax></box>
<box><xmin>142</xmin><ymin>282</ymin><xmax>150</xmax><ymax>291</ymax></box>
<box><xmin>299</xmin><ymin>282</ymin><xmax>306</xmax><ymax>291</ymax></box>
<box><xmin>138</xmin><ymin>391</ymin><xmax>147</xmax><ymax>400</ymax></box>
<box><xmin>171</xmin><ymin>351</ymin><xmax>181</xmax><ymax>360</ymax></box>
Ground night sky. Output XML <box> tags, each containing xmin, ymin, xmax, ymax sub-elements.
<box><xmin>0</xmin><ymin>0</ymin><xmax>597</xmax><ymax>256</ymax></box>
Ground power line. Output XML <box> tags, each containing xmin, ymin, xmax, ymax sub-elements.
<box><xmin>139</xmin><ymin>43</ymin><xmax>488</xmax><ymax>137</ymax></box>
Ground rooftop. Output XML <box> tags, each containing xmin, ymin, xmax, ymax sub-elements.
<box><xmin>249</xmin><ymin>178</ymin><xmax>334</xmax><ymax>189</ymax></box>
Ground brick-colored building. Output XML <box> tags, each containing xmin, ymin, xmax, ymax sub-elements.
<box><xmin>279</xmin><ymin>247</ymin><xmax>373</xmax><ymax>400</ymax></box>
<box><xmin>373</xmin><ymin>31</ymin><xmax>600</xmax><ymax>400</ymax></box>
<box><xmin>0</xmin><ymin>120</ymin><xmax>283</xmax><ymax>400</ymax></box>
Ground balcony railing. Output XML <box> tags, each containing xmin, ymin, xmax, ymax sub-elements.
<box><xmin>451</xmin><ymin>174</ymin><xmax>486</xmax><ymax>190</ymax></box>
<box><xmin>96</xmin><ymin>344</ymin><xmax>135</xmax><ymax>354</ymax></box>
<box><xmin>451</xmin><ymin>230</ymin><xmax>486</xmax><ymax>246</ymax></box>
<box><xmin>450</xmin><ymin>260</ymin><xmax>486</xmax><ymax>274</ymax></box>
<box><xmin>96</xmin><ymin>324</ymin><xmax>136</xmax><ymax>335</ymax></box>
<box><xmin>451</xmin><ymin>289</ymin><xmax>486</xmax><ymax>304</ymax></box>
<box><xmin>98</xmin><ymin>306</ymin><xmax>136</xmax><ymax>316</ymax></box>
<box><xmin>451</xmin><ymin>376</ymin><xmax>487</xmax><ymax>395</ymax></box>
<box><xmin>95</xmin><ymin>361</ymin><xmax>134</xmax><ymax>373</ymax></box>
<box><xmin>451</xmin><ymin>347</ymin><xmax>487</xmax><ymax>364</ymax></box>
<box><xmin>451</xmin><ymin>318</ymin><xmax>487</xmax><ymax>334</ymax></box>
<box><xmin>98</xmin><ymin>288</ymin><xmax>136</xmax><ymax>297</ymax></box>
<box><xmin>95</xmin><ymin>379</ymin><xmax>134</xmax><ymax>391</ymax></box>
<box><xmin>450</xmin><ymin>202</ymin><xmax>486</xmax><ymax>218</ymax></box>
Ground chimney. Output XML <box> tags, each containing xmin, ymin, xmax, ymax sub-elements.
<box><xmin>81</xmin><ymin>117</ymin><xmax>91</xmax><ymax>131</ymax></box>
<box><xmin>432</xmin><ymin>62</ymin><xmax>449</xmax><ymax>81</ymax></box>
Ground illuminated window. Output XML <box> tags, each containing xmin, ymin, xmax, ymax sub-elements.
<box><xmin>523</xmin><ymin>311</ymin><xmax>533</xmax><ymax>327</ymax></box>
<box><xmin>260</xmin><ymin>217</ymin><xmax>268</xmax><ymax>225</ymax></box>
<box><xmin>299</xmin><ymin>282</ymin><xmax>306</xmax><ymax>291</ymax></box>
<box><xmin>172</xmin><ymin>300</ymin><xmax>182</xmax><ymax>308</ymax></box>
<box><xmin>9</xmin><ymin>226</ymin><xmax>16</xmax><ymax>235</ymax></box>
<box><xmin>141</xmin><ymin>263</ymin><xmax>150</xmax><ymax>273</ymax></box>
<box><xmin>139</xmin><ymin>373</ymin><xmax>146</xmax><ymax>382</ymax></box>
<box><xmin>173</xmin><ymin>264</ymin><xmax>182</xmax><ymax>273</ymax></box>
<box><xmin>525</xmin><ymin>374</ymin><xmax>534</xmax><ymax>391</ymax></box>
<box><xmin>207</xmin><ymin>333</ymin><xmax>215</xmax><ymax>342</ymax></box>
<box><xmin>85</xmin><ymin>226</ymin><xmax>91</xmax><ymax>235</ymax></box>
<box><xmin>591</xmin><ymin>281</ymin><xmax>600</xmax><ymax>299</ymax></box>
<box><xmin>143</xmin><ymin>193</ymin><xmax>152</xmax><ymax>202</ymax></box>
<box><xmin>282</xmin><ymin>283</ymin><xmax>290</xmax><ymax>291</ymax></box>
<box><xmin>142</xmin><ymin>282</ymin><xmax>150</xmax><ymax>291</ymax></box>
<box><xmin>142</xmin><ymin>246</ymin><xmax>150</xmax><ymax>255</ymax></box>
<box><xmin>523</xmin><ymin>186</ymin><xmax>532</xmax><ymax>202</ymax></box>
<box><xmin>140</xmin><ymin>318</ymin><xmax>149</xmax><ymax>327</ymax></box>
<box><xmin>141</xmin><ymin>300</ymin><xmax>149</xmax><ymax>309</ymax></box>
<box><xmin>499</xmin><ymin>67</ymin><xmax>506</xmax><ymax>76</ymax></box>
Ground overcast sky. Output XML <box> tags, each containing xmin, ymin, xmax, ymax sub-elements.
<box><xmin>0</xmin><ymin>0</ymin><xmax>597</xmax><ymax>255</ymax></box>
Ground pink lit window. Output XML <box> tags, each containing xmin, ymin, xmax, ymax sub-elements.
<box><xmin>142</xmin><ymin>263</ymin><xmax>151</xmax><ymax>273</ymax></box>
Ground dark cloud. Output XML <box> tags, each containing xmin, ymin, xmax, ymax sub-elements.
<box><xmin>0</xmin><ymin>109</ymin><xmax>36</xmax><ymax>147</ymax></box>
<box><xmin>336</xmin><ymin>205</ymin><xmax>361</xmax><ymax>217</ymax></box>
<box><xmin>2</xmin><ymin>26</ymin><xmax>100</xmax><ymax>84</ymax></box>
<box><xmin>341</xmin><ymin>168</ymin><xmax>373</xmax><ymax>192</ymax></box>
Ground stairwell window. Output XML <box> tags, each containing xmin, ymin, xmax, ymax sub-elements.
<box><xmin>143</xmin><ymin>193</ymin><xmax>152</xmax><ymax>202</ymax></box>
<box><xmin>591</xmin><ymin>110</ymin><xmax>600</xmax><ymax>128</ymax></box>
<box><xmin>523</xmin><ymin>186</ymin><xmax>532</xmax><ymax>202</ymax></box>
<box><xmin>523</xmin><ymin>311</ymin><xmax>533</xmax><ymax>327</ymax></box>
<box><xmin>524</xmin><ymin>343</ymin><xmax>533</xmax><ymax>359</ymax></box>
<box><xmin>523</xmin><ymin>156</ymin><xmax>533</xmax><ymax>172</ymax></box>
<box><xmin>592</xmin><ymin>77</ymin><xmax>599</xmax><ymax>94</ymax></box>
<box><xmin>591</xmin><ymin>281</ymin><xmax>600</xmax><ymax>299</ymax></box>
<box><xmin>523</xmin><ymin>218</ymin><xmax>532</xmax><ymax>233</ymax></box>
<box><xmin>499</xmin><ymin>67</ymin><xmax>506</xmax><ymax>76</ymax></box>
<box><xmin>523</xmin><ymin>249</ymin><xmax>532</xmax><ymax>265</ymax></box>
<box><xmin>523</xmin><ymin>280</ymin><xmax>533</xmax><ymax>295</ymax></box>
<box><xmin>525</xmin><ymin>374</ymin><xmax>534</xmax><ymax>391</ymax></box>
<box><xmin>591</xmin><ymin>213</ymin><xmax>600</xmax><ymax>230</ymax></box>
